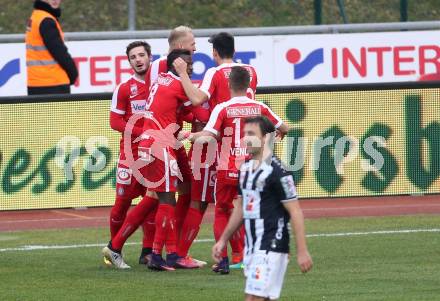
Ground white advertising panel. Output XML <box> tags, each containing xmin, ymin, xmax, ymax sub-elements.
<box><xmin>0</xmin><ymin>31</ymin><xmax>438</xmax><ymax>96</ymax></box>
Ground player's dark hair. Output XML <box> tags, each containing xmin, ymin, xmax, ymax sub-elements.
<box><xmin>126</xmin><ymin>40</ymin><xmax>151</xmax><ymax>57</ymax></box>
<box><xmin>229</xmin><ymin>66</ymin><xmax>250</xmax><ymax>92</ymax></box>
<box><xmin>167</xmin><ymin>49</ymin><xmax>191</xmax><ymax>72</ymax></box>
<box><xmin>244</xmin><ymin>115</ymin><xmax>276</xmax><ymax>136</ymax></box>
<box><xmin>209</xmin><ymin>32</ymin><xmax>234</xmax><ymax>58</ymax></box>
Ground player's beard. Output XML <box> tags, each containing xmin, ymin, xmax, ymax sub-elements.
<box><xmin>135</xmin><ymin>69</ymin><xmax>147</xmax><ymax>76</ymax></box>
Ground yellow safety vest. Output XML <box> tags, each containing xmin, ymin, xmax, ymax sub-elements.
<box><xmin>25</xmin><ymin>9</ymin><xmax>70</xmax><ymax>87</ymax></box>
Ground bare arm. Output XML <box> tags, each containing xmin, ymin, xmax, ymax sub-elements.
<box><xmin>189</xmin><ymin>130</ymin><xmax>216</xmax><ymax>143</ymax></box>
<box><xmin>212</xmin><ymin>196</ymin><xmax>244</xmax><ymax>262</ymax></box>
<box><xmin>283</xmin><ymin>200</ymin><xmax>313</xmax><ymax>273</ymax></box>
<box><xmin>277</xmin><ymin>122</ymin><xmax>290</xmax><ymax>138</ymax></box>
<box><xmin>173</xmin><ymin>57</ymin><xmax>207</xmax><ymax>106</ymax></box>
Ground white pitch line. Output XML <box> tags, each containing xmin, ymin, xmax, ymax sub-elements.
<box><xmin>303</xmin><ymin>204</ymin><xmax>440</xmax><ymax>212</ymax></box>
<box><xmin>0</xmin><ymin>217</ymin><xmax>107</xmax><ymax>224</ymax></box>
<box><xmin>0</xmin><ymin>238</ymin><xmax>214</xmax><ymax>252</ymax></box>
<box><xmin>1</xmin><ymin>229</ymin><xmax>439</xmax><ymax>253</ymax></box>
<box><xmin>307</xmin><ymin>228</ymin><xmax>440</xmax><ymax>237</ymax></box>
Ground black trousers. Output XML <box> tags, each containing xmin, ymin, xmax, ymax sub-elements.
<box><xmin>27</xmin><ymin>85</ymin><xmax>71</xmax><ymax>95</ymax></box>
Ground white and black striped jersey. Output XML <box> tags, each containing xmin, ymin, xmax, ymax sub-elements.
<box><xmin>238</xmin><ymin>155</ymin><xmax>298</xmax><ymax>254</ymax></box>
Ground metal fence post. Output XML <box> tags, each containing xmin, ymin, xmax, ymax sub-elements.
<box><xmin>314</xmin><ymin>0</ymin><xmax>322</xmax><ymax>25</ymax></box>
<box><xmin>400</xmin><ymin>0</ymin><xmax>408</xmax><ymax>22</ymax></box>
<box><xmin>128</xmin><ymin>0</ymin><xmax>136</xmax><ymax>31</ymax></box>
<box><xmin>337</xmin><ymin>0</ymin><xmax>348</xmax><ymax>24</ymax></box>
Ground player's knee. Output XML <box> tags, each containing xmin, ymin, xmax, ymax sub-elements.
<box><xmin>111</xmin><ymin>197</ymin><xmax>132</xmax><ymax>217</ymax></box>
<box><xmin>189</xmin><ymin>200</ymin><xmax>208</xmax><ymax>213</ymax></box>
<box><xmin>177</xmin><ymin>181</ymin><xmax>190</xmax><ymax>194</ymax></box>
<box><xmin>214</xmin><ymin>204</ymin><xmax>231</xmax><ymax>216</ymax></box>
<box><xmin>157</xmin><ymin>192</ymin><xmax>176</xmax><ymax>205</ymax></box>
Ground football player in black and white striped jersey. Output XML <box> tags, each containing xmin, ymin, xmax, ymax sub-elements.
<box><xmin>212</xmin><ymin>115</ymin><xmax>312</xmax><ymax>301</ymax></box>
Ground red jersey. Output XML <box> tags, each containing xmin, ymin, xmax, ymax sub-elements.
<box><xmin>141</xmin><ymin>72</ymin><xmax>191</xmax><ymax>152</ymax></box>
<box><xmin>199</xmin><ymin>63</ymin><xmax>258</xmax><ymax>111</ymax></box>
<box><xmin>145</xmin><ymin>56</ymin><xmax>167</xmax><ymax>93</ymax></box>
<box><xmin>147</xmin><ymin>55</ymin><xmax>200</xmax><ymax>126</ymax></box>
<box><xmin>204</xmin><ymin>96</ymin><xmax>282</xmax><ymax>174</ymax></box>
<box><xmin>111</xmin><ymin>76</ymin><xmax>146</xmax><ymax>149</ymax></box>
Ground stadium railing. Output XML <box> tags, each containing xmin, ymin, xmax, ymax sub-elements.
<box><xmin>1</xmin><ymin>21</ymin><xmax>440</xmax><ymax>43</ymax></box>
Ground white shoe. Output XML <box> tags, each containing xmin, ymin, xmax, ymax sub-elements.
<box><xmin>102</xmin><ymin>246</ymin><xmax>131</xmax><ymax>269</ymax></box>
<box><xmin>103</xmin><ymin>256</ymin><xmax>113</xmax><ymax>266</ymax></box>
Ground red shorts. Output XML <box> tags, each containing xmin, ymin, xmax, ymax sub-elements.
<box><xmin>189</xmin><ymin>145</ymin><xmax>216</xmax><ymax>203</ymax></box>
<box><xmin>214</xmin><ymin>170</ymin><xmax>239</xmax><ymax>209</ymax></box>
<box><xmin>115</xmin><ymin>147</ymin><xmax>146</xmax><ymax>200</ymax></box>
<box><xmin>138</xmin><ymin>146</ymin><xmax>181</xmax><ymax>192</ymax></box>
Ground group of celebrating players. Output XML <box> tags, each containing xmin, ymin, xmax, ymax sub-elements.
<box><xmin>102</xmin><ymin>25</ymin><xmax>313</xmax><ymax>301</ymax></box>
<box><xmin>102</xmin><ymin>25</ymin><xmax>288</xmax><ymax>273</ymax></box>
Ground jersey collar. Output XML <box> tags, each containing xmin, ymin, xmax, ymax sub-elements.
<box><xmin>131</xmin><ymin>75</ymin><xmax>145</xmax><ymax>84</ymax></box>
<box><xmin>167</xmin><ymin>71</ymin><xmax>182</xmax><ymax>81</ymax></box>
<box><xmin>229</xmin><ymin>96</ymin><xmax>252</xmax><ymax>103</ymax></box>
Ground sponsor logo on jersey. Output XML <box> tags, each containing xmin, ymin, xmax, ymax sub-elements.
<box><xmin>157</xmin><ymin>76</ymin><xmax>173</xmax><ymax>86</ymax></box>
<box><xmin>222</xmin><ymin>68</ymin><xmax>231</xmax><ymax>78</ymax></box>
<box><xmin>131</xmin><ymin>99</ymin><xmax>146</xmax><ymax>113</ymax></box>
<box><xmin>117</xmin><ymin>167</ymin><xmax>132</xmax><ymax>185</ymax></box>
<box><xmin>226</xmin><ymin>106</ymin><xmax>261</xmax><ymax>118</ymax></box>
<box><xmin>129</xmin><ymin>83</ymin><xmax>138</xmax><ymax>97</ymax></box>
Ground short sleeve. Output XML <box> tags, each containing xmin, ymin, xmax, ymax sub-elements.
<box><xmin>110</xmin><ymin>83</ymin><xmax>126</xmax><ymax>115</ymax></box>
<box><xmin>199</xmin><ymin>67</ymin><xmax>217</xmax><ymax>99</ymax></box>
<box><xmin>260</xmin><ymin>103</ymin><xmax>283</xmax><ymax>128</ymax></box>
<box><xmin>149</xmin><ymin>58</ymin><xmax>161</xmax><ymax>86</ymax></box>
<box><xmin>204</xmin><ymin>103</ymin><xmax>225</xmax><ymax>136</ymax></box>
<box><xmin>274</xmin><ymin>167</ymin><xmax>297</xmax><ymax>203</ymax></box>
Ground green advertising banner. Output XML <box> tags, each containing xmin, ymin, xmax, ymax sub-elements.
<box><xmin>0</xmin><ymin>87</ymin><xmax>439</xmax><ymax>210</ymax></box>
<box><xmin>260</xmin><ymin>88</ymin><xmax>440</xmax><ymax>198</ymax></box>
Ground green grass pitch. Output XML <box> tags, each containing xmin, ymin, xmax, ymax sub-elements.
<box><xmin>1</xmin><ymin>215</ymin><xmax>440</xmax><ymax>300</ymax></box>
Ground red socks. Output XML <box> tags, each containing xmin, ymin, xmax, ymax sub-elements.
<box><xmin>174</xmin><ymin>193</ymin><xmax>191</xmax><ymax>238</ymax></box>
<box><xmin>229</xmin><ymin>226</ymin><xmax>245</xmax><ymax>259</ymax></box>
<box><xmin>109</xmin><ymin>197</ymin><xmax>132</xmax><ymax>238</ymax></box>
<box><xmin>213</xmin><ymin>206</ymin><xmax>230</xmax><ymax>258</ymax></box>
<box><xmin>141</xmin><ymin>206</ymin><xmax>157</xmax><ymax>249</ymax></box>
<box><xmin>152</xmin><ymin>204</ymin><xmax>176</xmax><ymax>255</ymax></box>
<box><xmin>177</xmin><ymin>208</ymin><xmax>204</xmax><ymax>257</ymax></box>
<box><xmin>111</xmin><ymin>195</ymin><xmax>158</xmax><ymax>251</ymax></box>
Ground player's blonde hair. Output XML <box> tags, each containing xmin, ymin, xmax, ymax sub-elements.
<box><xmin>168</xmin><ymin>26</ymin><xmax>193</xmax><ymax>47</ymax></box>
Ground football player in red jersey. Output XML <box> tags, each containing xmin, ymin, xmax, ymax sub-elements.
<box><xmin>103</xmin><ymin>49</ymin><xmax>204</xmax><ymax>270</ymax></box>
<box><xmin>145</xmin><ymin>26</ymin><xmax>208</xmax><ymax>267</ymax></box>
<box><xmin>146</xmin><ymin>25</ymin><xmax>196</xmax><ymax>91</ymax></box>
<box><xmin>189</xmin><ymin>66</ymin><xmax>289</xmax><ymax>274</ymax></box>
<box><xmin>104</xmin><ymin>41</ymin><xmax>156</xmax><ymax>268</ymax></box>
<box><xmin>173</xmin><ymin>32</ymin><xmax>258</xmax><ymax>267</ymax></box>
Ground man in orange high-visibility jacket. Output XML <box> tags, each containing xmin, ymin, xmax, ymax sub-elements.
<box><xmin>25</xmin><ymin>0</ymin><xmax>78</xmax><ymax>95</ymax></box>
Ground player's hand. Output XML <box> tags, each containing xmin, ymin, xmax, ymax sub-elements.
<box><xmin>188</xmin><ymin>132</ymin><xmax>198</xmax><ymax>143</ymax></box>
<box><xmin>212</xmin><ymin>240</ymin><xmax>226</xmax><ymax>263</ymax></box>
<box><xmin>173</xmin><ymin>57</ymin><xmax>187</xmax><ymax>76</ymax></box>
<box><xmin>275</xmin><ymin>129</ymin><xmax>286</xmax><ymax>141</ymax></box>
<box><xmin>297</xmin><ymin>250</ymin><xmax>313</xmax><ymax>273</ymax></box>
<box><xmin>177</xmin><ymin>130</ymin><xmax>190</xmax><ymax>141</ymax></box>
